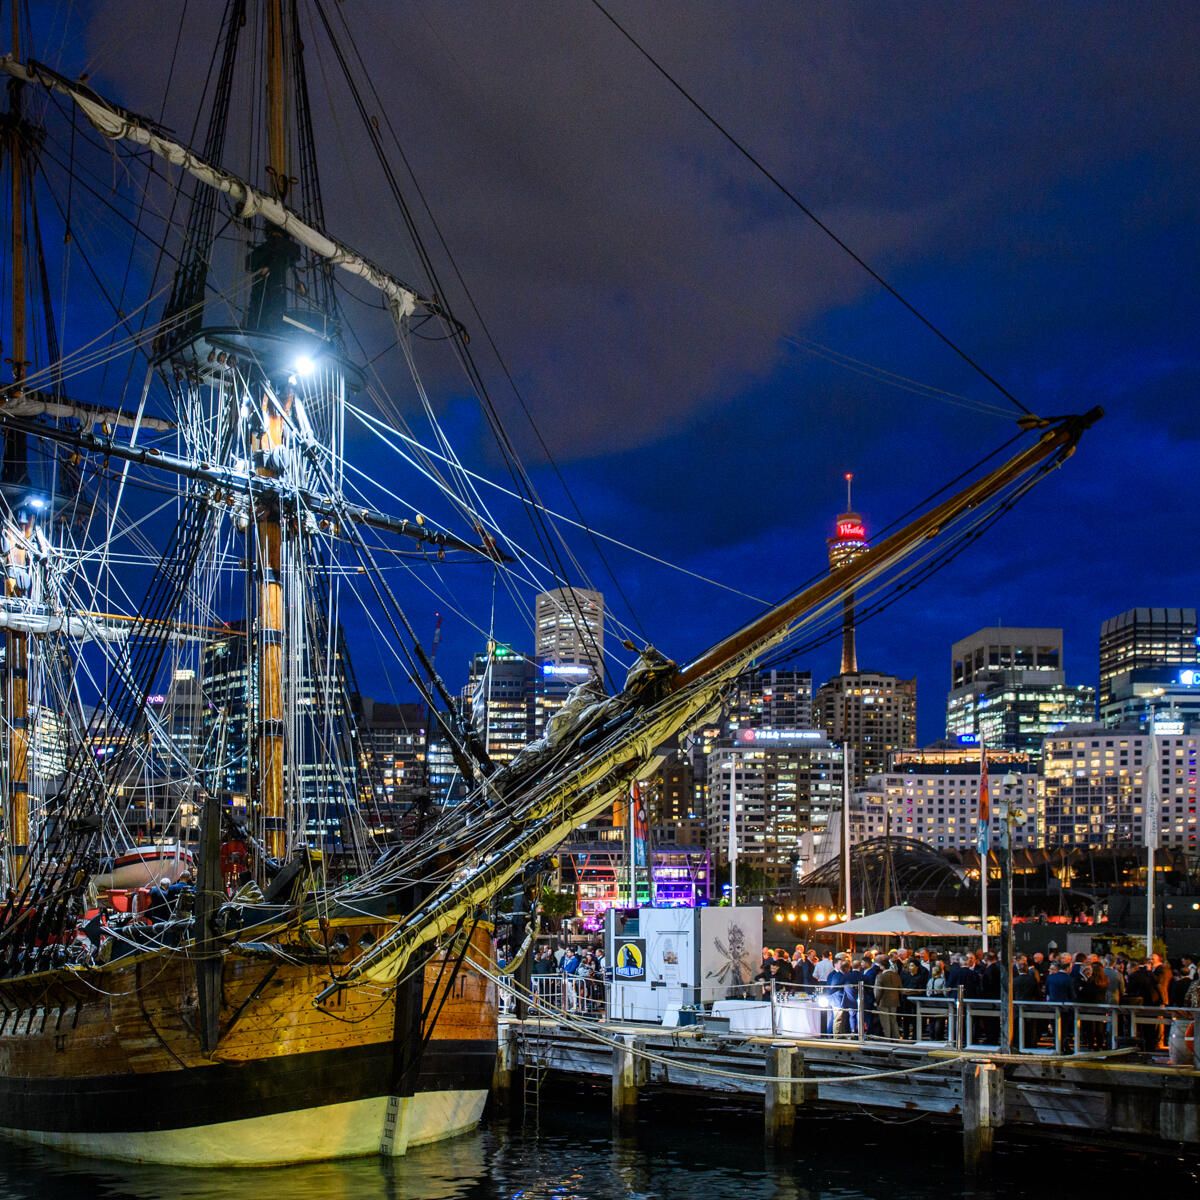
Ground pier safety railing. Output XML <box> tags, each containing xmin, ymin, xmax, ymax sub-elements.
<box><xmin>768</xmin><ymin>982</ymin><xmax>1200</xmax><ymax>1058</ymax></box>
<box><xmin>502</xmin><ymin>971</ymin><xmax>1200</xmax><ymax>1062</ymax></box>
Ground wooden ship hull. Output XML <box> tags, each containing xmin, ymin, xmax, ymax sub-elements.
<box><xmin>0</xmin><ymin>921</ymin><xmax>497</xmax><ymax>1166</ymax></box>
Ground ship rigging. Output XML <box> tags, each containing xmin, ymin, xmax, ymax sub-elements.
<box><xmin>0</xmin><ymin>0</ymin><xmax>1100</xmax><ymax>1167</ymax></box>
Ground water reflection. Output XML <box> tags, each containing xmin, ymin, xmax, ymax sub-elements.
<box><xmin>0</xmin><ymin>1084</ymin><xmax>1194</xmax><ymax>1200</ymax></box>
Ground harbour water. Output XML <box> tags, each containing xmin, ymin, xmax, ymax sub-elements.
<box><xmin>0</xmin><ymin>1080</ymin><xmax>1195</xmax><ymax>1200</ymax></box>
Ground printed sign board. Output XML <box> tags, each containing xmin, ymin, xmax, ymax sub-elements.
<box><xmin>613</xmin><ymin>937</ymin><xmax>647</xmax><ymax>981</ymax></box>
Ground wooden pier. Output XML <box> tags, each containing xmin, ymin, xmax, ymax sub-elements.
<box><xmin>495</xmin><ymin>1015</ymin><xmax>1200</xmax><ymax>1169</ymax></box>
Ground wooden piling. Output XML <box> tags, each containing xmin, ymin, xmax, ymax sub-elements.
<box><xmin>764</xmin><ymin>1043</ymin><xmax>797</xmax><ymax>1146</ymax></box>
<box><xmin>612</xmin><ymin>1034</ymin><xmax>645</xmax><ymax>1131</ymax></box>
<box><xmin>961</xmin><ymin>1060</ymin><xmax>1004</xmax><ymax>1172</ymax></box>
<box><xmin>492</xmin><ymin>1023</ymin><xmax>517</xmax><ymax>1111</ymax></box>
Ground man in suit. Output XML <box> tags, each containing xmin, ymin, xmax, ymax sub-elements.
<box><xmin>826</xmin><ymin>955</ymin><xmax>848</xmax><ymax>1035</ymax></box>
<box><xmin>862</xmin><ymin>951</ymin><xmax>884</xmax><ymax>1037</ymax></box>
<box><xmin>1013</xmin><ymin>960</ymin><xmax>1040</xmax><ymax>1049</ymax></box>
<box><xmin>840</xmin><ymin>958</ymin><xmax>864</xmax><ymax>1034</ymax></box>
<box><xmin>874</xmin><ymin>956</ymin><xmax>903</xmax><ymax>1041</ymax></box>
<box><xmin>772</xmin><ymin>949</ymin><xmax>794</xmax><ymax>987</ymax></box>
<box><xmin>1045</xmin><ymin>961</ymin><xmax>1076</xmax><ymax>1002</ymax></box>
<box><xmin>1128</xmin><ymin>957</ymin><xmax>1166</xmax><ymax>1051</ymax></box>
<box><xmin>946</xmin><ymin>953</ymin><xmax>979</xmax><ymax>999</ymax></box>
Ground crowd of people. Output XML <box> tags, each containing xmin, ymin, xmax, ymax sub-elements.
<box><xmin>528</xmin><ymin>942</ymin><xmax>607</xmax><ymax>1015</ymax></box>
<box><xmin>757</xmin><ymin>943</ymin><xmax>1200</xmax><ymax>1050</ymax></box>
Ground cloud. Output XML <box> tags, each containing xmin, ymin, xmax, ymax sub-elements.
<box><xmin>69</xmin><ymin>3</ymin><xmax>1200</xmax><ymax>740</ymax></box>
<box><xmin>80</xmin><ymin>2</ymin><xmax>1199</xmax><ymax>463</ymax></box>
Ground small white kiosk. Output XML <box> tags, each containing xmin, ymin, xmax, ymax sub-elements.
<box><xmin>604</xmin><ymin>905</ymin><xmax>763</xmax><ymax>1023</ymax></box>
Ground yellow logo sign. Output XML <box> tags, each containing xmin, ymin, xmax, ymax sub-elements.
<box><xmin>615</xmin><ymin>939</ymin><xmax>645</xmax><ymax>978</ymax></box>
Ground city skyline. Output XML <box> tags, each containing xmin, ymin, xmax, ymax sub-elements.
<box><xmin>65</xmin><ymin>4</ymin><xmax>1198</xmax><ymax>756</ymax></box>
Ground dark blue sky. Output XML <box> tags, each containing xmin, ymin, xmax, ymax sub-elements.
<box><xmin>59</xmin><ymin>3</ymin><xmax>1200</xmax><ymax>741</ymax></box>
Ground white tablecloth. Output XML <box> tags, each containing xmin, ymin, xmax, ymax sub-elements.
<box><xmin>710</xmin><ymin>999</ymin><xmax>823</xmax><ymax>1037</ymax></box>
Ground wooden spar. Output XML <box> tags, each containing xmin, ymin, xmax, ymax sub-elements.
<box><xmin>257</xmin><ymin>2</ymin><xmax>290</xmax><ymax>861</ymax></box>
<box><xmin>672</xmin><ymin>408</ymin><xmax>1103</xmax><ymax>692</ymax></box>
<box><xmin>0</xmin><ymin>412</ymin><xmax>508</xmax><ymax>561</ymax></box>
<box><xmin>3</xmin><ymin>8</ymin><xmax>29</xmax><ymax>886</ymax></box>
<box><xmin>266</xmin><ymin>0</ymin><xmax>288</xmax><ymax>202</ymax></box>
<box><xmin>320</xmin><ymin>413</ymin><xmax>1106</xmax><ymax>1001</ymax></box>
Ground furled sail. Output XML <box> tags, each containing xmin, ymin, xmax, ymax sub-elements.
<box><xmin>0</xmin><ymin>57</ymin><xmax>437</xmax><ymax>326</ymax></box>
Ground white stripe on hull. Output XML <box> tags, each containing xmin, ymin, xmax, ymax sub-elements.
<box><xmin>0</xmin><ymin>1087</ymin><xmax>488</xmax><ymax>1167</ymax></box>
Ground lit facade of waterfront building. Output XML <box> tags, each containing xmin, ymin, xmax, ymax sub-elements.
<box><xmin>707</xmin><ymin>729</ymin><xmax>843</xmax><ymax>887</ymax></box>
<box><xmin>814</xmin><ymin>671</ymin><xmax>916</xmax><ymax>785</ymax></box>
<box><xmin>1041</xmin><ymin>724</ymin><xmax>1198</xmax><ymax>850</ymax></box>
<box><xmin>354</xmin><ymin>697</ymin><xmax>427</xmax><ymax>811</ymax></box>
<box><xmin>1099</xmin><ymin>606</ymin><xmax>1198</xmax><ymax>709</ymax></box>
<box><xmin>533</xmin><ymin>660</ymin><xmax>591</xmax><ymax>738</ymax></box>
<box><xmin>684</xmin><ymin>720</ymin><xmax>722</xmax><ymax>851</ymax></box>
<box><xmin>857</xmin><ymin>744</ymin><xmax>1040</xmax><ymax>850</ymax></box>
<box><xmin>425</xmin><ymin>727</ymin><xmax>468</xmax><ymax>808</ymax></box>
<box><xmin>201</xmin><ymin>625</ymin><xmax>358</xmax><ymax>847</ymax></box>
<box><xmin>945</xmin><ymin>626</ymin><xmax>1094</xmax><ymax>757</ymax></box>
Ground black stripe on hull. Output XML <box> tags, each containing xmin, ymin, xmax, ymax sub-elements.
<box><xmin>0</xmin><ymin>1038</ymin><xmax>496</xmax><ymax>1134</ymax></box>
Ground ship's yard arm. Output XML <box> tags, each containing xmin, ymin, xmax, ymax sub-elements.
<box><xmin>0</xmin><ymin>57</ymin><xmax>454</xmax><ymax>329</ymax></box>
<box><xmin>0</xmin><ymin>414</ymin><xmax>506</xmax><ymax>562</ymax></box>
<box><xmin>315</xmin><ymin>406</ymin><xmax>1102</xmax><ymax>1001</ymax></box>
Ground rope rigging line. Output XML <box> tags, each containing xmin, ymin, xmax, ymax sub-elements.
<box><xmin>311</xmin><ymin>0</ymin><xmax>617</xmax><ymax>693</ymax></box>
<box><xmin>587</xmin><ymin>0</ymin><xmax>1033</xmax><ymax>418</ymax></box>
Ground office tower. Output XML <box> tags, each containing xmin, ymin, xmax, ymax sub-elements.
<box><xmin>354</xmin><ymin>697</ymin><xmax>427</xmax><ymax>810</ymax></box>
<box><xmin>202</xmin><ymin>626</ymin><xmax>252</xmax><ymax>809</ymax></box>
<box><xmin>645</xmin><ymin>750</ymin><xmax>704</xmax><ymax>848</ymax></box>
<box><xmin>533</xmin><ymin>659</ymin><xmax>592</xmax><ymax>739</ymax></box>
<box><xmin>1042</xmin><ymin>725</ymin><xmax>1198</xmax><ymax>850</ymax></box>
<box><xmin>1099</xmin><ymin>607</ymin><xmax>1198</xmax><ymax>708</ymax></box>
<box><xmin>827</xmin><ymin>474</ymin><xmax>868</xmax><ymax>675</ymax></box>
<box><xmin>201</xmin><ymin>623</ymin><xmax>357</xmax><ymax>847</ymax></box>
<box><xmin>466</xmin><ymin>643</ymin><xmax>536</xmax><ymax>767</ymax></box>
<box><xmin>945</xmin><ymin>626</ymin><xmax>1093</xmax><ymax>758</ymax></box>
<box><xmin>147</xmin><ymin>667</ymin><xmax>204</xmax><ymax>779</ymax></box>
<box><xmin>814</xmin><ymin>671</ymin><xmax>917</xmax><ymax>785</ymax></box>
<box><xmin>726</xmin><ymin>666</ymin><xmax>813</xmax><ymax>738</ymax></box>
<box><xmin>426</xmin><ymin>726</ymin><xmax>468</xmax><ymax>808</ymax></box>
<box><xmin>534</xmin><ymin>586</ymin><xmax>605</xmax><ymax>681</ymax></box>
<box><xmin>706</xmin><ymin>729</ymin><xmax>844</xmax><ymax>887</ymax></box>
<box><xmin>1102</xmin><ymin>666</ymin><xmax>1200</xmax><ymax>730</ymax></box>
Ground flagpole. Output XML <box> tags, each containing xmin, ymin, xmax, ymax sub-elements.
<box><xmin>1145</xmin><ymin>730</ymin><xmax>1160</xmax><ymax>957</ymax></box>
<box><xmin>728</xmin><ymin>786</ymin><xmax>738</xmax><ymax>908</ymax></box>
<box><xmin>628</xmin><ymin>783</ymin><xmax>636</xmax><ymax>906</ymax></box>
<box><xmin>1146</xmin><ymin>843</ymin><xmax>1155</xmax><ymax>957</ymax></box>
<box><xmin>981</xmin><ymin>856</ymin><xmax>989</xmax><ymax>954</ymax></box>
<box><xmin>841</xmin><ymin>744</ymin><xmax>853</xmax><ymax>920</ymax></box>
<box><xmin>979</xmin><ymin>740</ymin><xmax>990</xmax><ymax>953</ymax></box>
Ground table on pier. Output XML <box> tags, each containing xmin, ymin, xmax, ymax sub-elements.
<box><xmin>710</xmin><ymin>1000</ymin><xmax>823</xmax><ymax>1037</ymax></box>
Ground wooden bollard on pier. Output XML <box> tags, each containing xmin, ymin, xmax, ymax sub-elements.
<box><xmin>764</xmin><ymin>1043</ymin><xmax>800</xmax><ymax>1146</ymax></box>
<box><xmin>961</xmin><ymin>1061</ymin><xmax>1004</xmax><ymax>1172</ymax></box>
<box><xmin>492</xmin><ymin>1023</ymin><xmax>517</xmax><ymax>1110</ymax></box>
<box><xmin>612</xmin><ymin>1034</ymin><xmax>646</xmax><ymax>1131</ymax></box>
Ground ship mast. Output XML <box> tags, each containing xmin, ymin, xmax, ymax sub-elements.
<box><xmin>256</xmin><ymin>0</ymin><xmax>291</xmax><ymax>861</ymax></box>
<box><xmin>2</xmin><ymin>4</ymin><xmax>30</xmax><ymax>886</ymax></box>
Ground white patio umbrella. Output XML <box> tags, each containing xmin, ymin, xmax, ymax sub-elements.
<box><xmin>816</xmin><ymin>903</ymin><xmax>981</xmax><ymax>938</ymax></box>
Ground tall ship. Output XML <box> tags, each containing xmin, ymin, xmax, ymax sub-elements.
<box><xmin>0</xmin><ymin>1</ymin><xmax>1098</xmax><ymax>1168</ymax></box>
